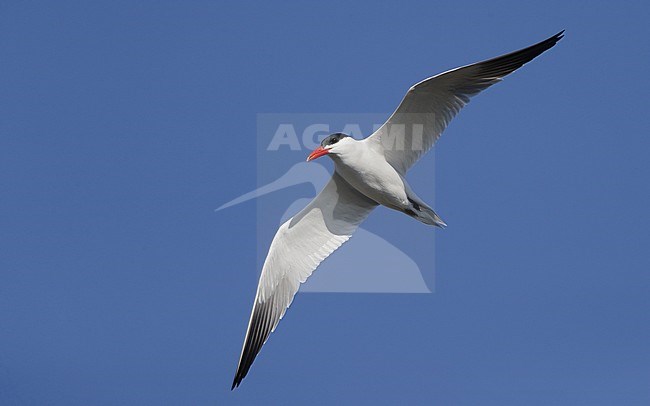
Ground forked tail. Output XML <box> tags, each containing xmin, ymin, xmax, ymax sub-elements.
<box><xmin>406</xmin><ymin>197</ymin><xmax>447</xmax><ymax>228</ymax></box>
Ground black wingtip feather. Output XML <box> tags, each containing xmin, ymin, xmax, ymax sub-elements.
<box><xmin>231</xmin><ymin>298</ymin><xmax>278</xmax><ymax>390</ymax></box>
<box><xmin>474</xmin><ymin>31</ymin><xmax>564</xmax><ymax>79</ymax></box>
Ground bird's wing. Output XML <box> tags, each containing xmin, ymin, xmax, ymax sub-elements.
<box><xmin>368</xmin><ymin>31</ymin><xmax>563</xmax><ymax>174</ymax></box>
<box><xmin>232</xmin><ymin>172</ymin><xmax>378</xmax><ymax>389</ymax></box>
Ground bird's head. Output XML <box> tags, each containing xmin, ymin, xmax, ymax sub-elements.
<box><xmin>306</xmin><ymin>133</ymin><xmax>354</xmax><ymax>161</ymax></box>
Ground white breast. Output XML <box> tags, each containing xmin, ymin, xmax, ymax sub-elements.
<box><xmin>331</xmin><ymin>141</ymin><xmax>409</xmax><ymax>211</ymax></box>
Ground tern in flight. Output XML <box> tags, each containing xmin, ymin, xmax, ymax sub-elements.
<box><xmin>232</xmin><ymin>31</ymin><xmax>563</xmax><ymax>389</ymax></box>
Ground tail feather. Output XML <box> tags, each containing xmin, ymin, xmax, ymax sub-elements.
<box><xmin>405</xmin><ymin>197</ymin><xmax>446</xmax><ymax>228</ymax></box>
<box><xmin>415</xmin><ymin>205</ymin><xmax>447</xmax><ymax>228</ymax></box>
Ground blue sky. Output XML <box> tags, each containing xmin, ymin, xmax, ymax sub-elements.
<box><xmin>1</xmin><ymin>1</ymin><xmax>649</xmax><ymax>405</ymax></box>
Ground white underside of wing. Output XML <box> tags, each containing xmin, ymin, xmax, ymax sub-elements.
<box><xmin>232</xmin><ymin>171</ymin><xmax>377</xmax><ymax>387</ymax></box>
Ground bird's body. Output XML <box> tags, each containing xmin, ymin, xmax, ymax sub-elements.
<box><xmin>331</xmin><ymin>139</ymin><xmax>409</xmax><ymax>210</ymax></box>
<box><xmin>230</xmin><ymin>31</ymin><xmax>564</xmax><ymax>389</ymax></box>
<box><xmin>330</xmin><ymin>138</ymin><xmax>444</xmax><ymax>225</ymax></box>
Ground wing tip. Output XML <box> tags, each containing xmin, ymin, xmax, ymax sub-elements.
<box><xmin>231</xmin><ymin>362</ymin><xmax>248</xmax><ymax>390</ymax></box>
<box><xmin>231</xmin><ymin>296</ymin><xmax>278</xmax><ymax>390</ymax></box>
<box><xmin>230</xmin><ymin>343</ymin><xmax>253</xmax><ymax>390</ymax></box>
<box><xmin>549</xmin><ymin>29</ymin><xmax>565</xmax><ymax>45</ymax></box>
<box><xmin>539</xmin><ymin>30</ymin><xmax>564</xmax><ymax>52</ymax></box>
<box><xmin>524</xmin><ymin>29</ymin><xmax>565</xmax><ymax>56</ymax></box>
<box><xmin>535</xmin><ymin>29</ymin><xmax>564</xmax><ymax>58</ymax></box>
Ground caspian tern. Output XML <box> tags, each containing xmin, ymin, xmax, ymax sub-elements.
<box><xmin>232</xmin><ymin>31</ymin><xmax>563</xmax><ymax>389</ymax></box>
